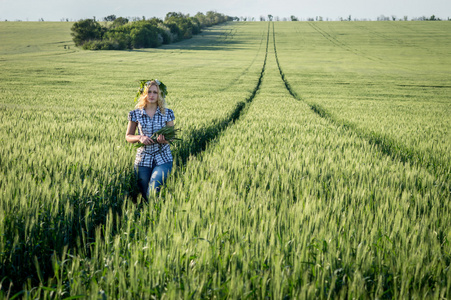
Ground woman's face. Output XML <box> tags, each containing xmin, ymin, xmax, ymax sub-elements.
<box><xmin>147</xmin><ymin>85</ymin><xmax>159</xmax><ymax>103</ymax></box>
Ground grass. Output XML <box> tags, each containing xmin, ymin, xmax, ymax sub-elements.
<box><xmin>274</xmin><ymin>21</ymin><xmax>451</xmax><ymax>181</ymax></box>
<box><xmin>0</xmin><ymin>20</ymin><xmax>450</xmax><ymax>298</ymax></box>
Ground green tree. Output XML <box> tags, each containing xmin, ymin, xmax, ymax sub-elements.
<box><xmin>104</xmin><ymin>15</ymin><xmax>117</xmax><ymax>22</ymax></box>
<box><xmin>129</xmin><ymin>22</ymin><xmax>160</xmax><ymax>48</ymax></box>
<box><xmin>104</xmin><ymin>26</ymin><xmax>132</xmax><ymax>49</ymax></box>
<box><xmin>71</xmin><ymin>19</ymin><xmax>104</xmax><ymax>46</ymax></box>
<box><xmin>195</xmin><ymin>12</ymin><xmax>207</xmax><ymax>28</ymax></box>
<box><xmin>190</xmin><ymin>17</ymin><xmax>201</xmax><ymax>35</ymax></box>
<box><xmin>164</xmin><ymin>12</ymin><xmax>194</xmax><ymax>40</ymax></box>
<box><xmin>111</xmin><ymin>17</ymin><xmax>129</xmax><ymax>28</ymax></box>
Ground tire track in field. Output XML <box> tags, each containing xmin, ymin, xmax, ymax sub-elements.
<box><xmin>306</xmin><ymin>22</ymin><xmax>381</xmax><ymax>62</ymax></box>
<box><xmin>1</xmin><ymin>24</ymin><xmax>271</xmax><ymax>295</ymax></box>
<box><xmin>69</xmin><ymin>27</ymin><xmax>269</xmax><ymax>289</ymax></box>
<box><xmin>272</xmin><ymin>22</ymin><xmax>450</xmax><ymax>184</ymax></box>
<box><xmin>174</xmin><ymin>22</ymin><xmax>270</xmax><ymax>166</ymax></box>
<box><xmin>349</xmin><ymin>22</ymin><xmax>443</xmax><ymax>58</ymax></box>
<box><xmin>305</xmin><ymin>22</ymin><xmax>427</xmax><ymax>72</ymax></box>
<box><xmin>219</xmin><ymin>29</ymin><xmax>266</xmax><ymax>92</ymax></box>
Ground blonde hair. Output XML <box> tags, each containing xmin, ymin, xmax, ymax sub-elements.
<box><xmin>135</xmin><ymin>80</ymin><xmax>166</xmax><ymax>114</ymax></box>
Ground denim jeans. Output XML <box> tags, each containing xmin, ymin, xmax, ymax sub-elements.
<box><xmin>135</xmin><ymin>161</ymin><xmax>173</xmax><ymax>201</ymax></box>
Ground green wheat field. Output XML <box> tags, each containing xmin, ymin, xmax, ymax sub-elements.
<box><xmin>0</xmin><ymin>20</ymin><xmax>450</xmax><ymax>299</ymax></box>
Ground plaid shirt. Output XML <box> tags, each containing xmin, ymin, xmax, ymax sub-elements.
<box><xmin>128</xmin><ymin>107</ymin><xmax>175</xmax><ymax>167</ymax></box>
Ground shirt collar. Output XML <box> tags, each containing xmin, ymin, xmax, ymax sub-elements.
<box><xmin>140</xmin><ymin>106</ymin><xmax>162</xmax><ymax>116</ymax></box>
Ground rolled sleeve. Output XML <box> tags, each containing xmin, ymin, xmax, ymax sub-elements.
<box><xmin>128</xmin><ymin>110</ymin><xmax>137</xmax><ymax>122</ymax></box>
<box><xmin>167</xmin><ymin>109</ymin><xmax>175</xmax><ymax>122</ymax></box>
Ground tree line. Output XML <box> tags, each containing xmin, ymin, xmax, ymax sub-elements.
<box><xmin>71</xmin><ymin>11</ymin><xmax>233</xmax><ymax>50</ymax></box>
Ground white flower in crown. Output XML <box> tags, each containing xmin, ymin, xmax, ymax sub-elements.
<box><xmin>145</xmin><ymin>81</ymin><xmax>151</xmax><ymax>87</ymax></box>
<box><xmin>155</xmin><ymin>79</ymin><xmax>161</xmax><ymax>85</ymax></box>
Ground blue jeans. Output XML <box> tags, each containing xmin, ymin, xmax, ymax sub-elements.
<box><xmin>135</xmin><ymin>161</ymin><xmax>173</xmax><ymax>201</ymax></box>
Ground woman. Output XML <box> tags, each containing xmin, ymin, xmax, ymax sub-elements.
<box><xmin>126</xmin><ymin>79</ymin><xmax>175</xmax><ymax>201</ymax></box>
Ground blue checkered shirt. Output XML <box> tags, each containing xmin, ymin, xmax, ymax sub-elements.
<box><xmin>128</xmin><ymin>107</ymin><xmax>175</xmax><ymax>167</ymax></box>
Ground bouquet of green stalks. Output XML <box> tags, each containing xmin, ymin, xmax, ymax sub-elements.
<box><xmin>134</xmin><ymin>125</ymin><xmax>181</xmax><ymax>148</ymax></box>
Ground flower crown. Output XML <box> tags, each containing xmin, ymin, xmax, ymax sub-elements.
<box><xmin>134</xmin><ymin>79</ymin><xmax>168</xmax><ymax>102</ymax></box>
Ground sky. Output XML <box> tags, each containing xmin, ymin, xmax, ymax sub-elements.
<box><xmin>1</xmin><ymin>0</ymin><xmax>450</xmax><ymax>21</ymax></box>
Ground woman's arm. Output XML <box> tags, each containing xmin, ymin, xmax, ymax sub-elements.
<box><xmin>125</xmin><ymin>121</ymin><xmax>154</xmax><ymax>145</ymax></box>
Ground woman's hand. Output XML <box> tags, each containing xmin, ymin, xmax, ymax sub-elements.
<box><xmin>157</xmin><ymin>134</ymin><xmax>168</xmax><ymax>144</ymax></box>
<box><xmin>139</xmin><ymin>135</ymin><xmax>154</xmax><ymax>145</ymax></box>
